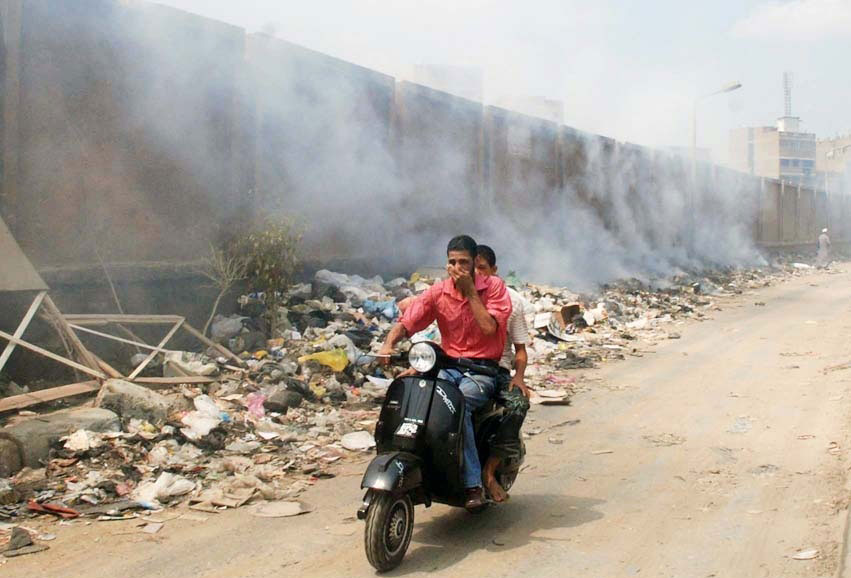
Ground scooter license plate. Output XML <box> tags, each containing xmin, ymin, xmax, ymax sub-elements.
<box><xmin>395</xmin><ymin>422</ymin><xmax>419</xmax><ymax>437</ymax></box>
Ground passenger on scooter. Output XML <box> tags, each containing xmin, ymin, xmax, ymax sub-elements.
<box><xmin>378</xmin><ymin>235</ymin><xmax>512</xmax><ymax>511</ymax></box>
<box><xmin>474</xmin><ymin>245</ymin><xmax>531</xmax><ymax>503</ymax></box>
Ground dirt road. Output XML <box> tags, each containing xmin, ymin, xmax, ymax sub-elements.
<box><xmin>6</xmin><ymin>266</ymin><xmax>851</xmax><ymax>578</ymax></box>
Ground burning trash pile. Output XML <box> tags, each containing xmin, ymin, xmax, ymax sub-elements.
<box><xmin>0</xmin><ymin>262</ymin><xmax>821</xmax><ymax>553</ymax></box>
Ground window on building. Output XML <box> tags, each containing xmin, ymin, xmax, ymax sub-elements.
<box><xmin>780</xmin><ymin>158</ymin><xmax>790</xmax><ymax>167</ymax></box>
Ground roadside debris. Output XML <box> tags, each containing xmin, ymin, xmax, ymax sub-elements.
<box><xmin>791</xmin><ymin>548</ymin><xmax>820</xmax><ymax>560</ymax></box>
<box><xmin>250</xmin><ymin>500</ymin><xmax>312</xmax><ymax>518</ymax></box>
<box><xmin>0</xmin><ymin>260</ymin><xmax>823</xmax><ymax>543</ymax></box>
<box><xmin>3</xmin><ymin>527</ymin><xmax>48</xmax><ymax>557</ymax></box>
<box><xmin>643</xmin><ymin>433</ymin><xmax>686</xmax><ymax>447</ymax></box>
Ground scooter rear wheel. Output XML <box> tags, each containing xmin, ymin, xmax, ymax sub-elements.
<box><xmin>364</xmin><ymin>491</ymin><xmax>414</xmax><ymax>572</ymax></box>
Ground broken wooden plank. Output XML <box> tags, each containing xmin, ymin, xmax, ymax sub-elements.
<box><xmin>92</xmin><ymin>354</ymin><xmax>123</xmax><ymax>379</ymax></box>
<box><xmin>131</xmin><ymin>375</ymin><xmax>217</xmax><ymax>385</ymax></box>
<box><xmin>0</xmin><ymin>290</ymin><xmax>46</xmax><ymax>374</ymax></box>
<box><xmin>63</xmin><ymin>314</ymin><xmax>184</xmax><ymax>324</ymax></box>
<box><xmin>182</xmin><ymin>322</ymin><xmax>245</xmax><ymax>367</ymax></box>
<box><xmin>42</xmin><ymin>295</ymin><xmax>102</xmax><ymax>374</ymax></box>
<box><xmin>127</xmin><ymin>319</ymin><xmax>184</xmax><ymax>380</ymax></box>
<box><xmin>0</xmin><ymin>380</ymin><xmax>100</xmax><ymax>413</ymax></box>
<box><xmin>0</xmin><ymin>328</ymin><xmax>106</xmax><ymax>380</ymax></box>
<box><xmin>67</xmin><ymin>323</ymin><xmax>171</xmax><ymax>354</ymax></box>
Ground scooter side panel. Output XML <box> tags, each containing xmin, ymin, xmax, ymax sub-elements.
<box><xmin>423</xmin><ymin>380</ymin><xmax>465</xmax><ymax>505</ymax></box>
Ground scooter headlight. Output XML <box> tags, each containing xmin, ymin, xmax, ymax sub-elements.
<box><xmin>408</xmin><ymin>342</ymin><xmax>437</xmax><ymax>373</ymax></box>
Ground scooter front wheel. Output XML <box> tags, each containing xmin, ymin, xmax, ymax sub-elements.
<box><xmin>364</xmin><ymin>491</ymin><xmax>414</xmax><ymax>572</ymax></box>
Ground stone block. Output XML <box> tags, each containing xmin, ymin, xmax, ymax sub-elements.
<box><xmin>4</xmin><ymin>407</ymin><xmax>120</xmax><ymax>470</ymax></box>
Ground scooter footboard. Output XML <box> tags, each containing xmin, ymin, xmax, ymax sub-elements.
<box><xmin>361</xmin><ymin>451</ymin><xmax>423</xmax><ymax>494</ymax></box>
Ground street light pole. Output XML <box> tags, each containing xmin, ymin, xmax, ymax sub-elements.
<box><xmin>689</xmin><ymin>81</ymin><xmax>742</xmax><ymax>254</ymax></box>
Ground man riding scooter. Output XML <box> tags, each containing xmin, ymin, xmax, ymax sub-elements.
<box><xmin>378</xmin><ymin>234</ymin><xmax>512</xmax><ymax>511</ymax></box>
<box><xmin>474</xmin><ymin>245</ymin><xmax>531</xmax><ymax>503</ymax></box>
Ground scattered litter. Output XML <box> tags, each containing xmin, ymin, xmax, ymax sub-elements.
<box><xmin>341</xmin><ymin>431</ymin><xmax>376</xmax><ymax>451</ymax></box>
<box><xmin>823</xmin><ymin>361</ymin><xmax>851</xmax><ymax>374</ymax></box>
<box><xmin>141</xmin><ymin>522</ymin><xmax>163</xmax><ymax>534</ymax></box>
<box><xmin>749</xmin><ymin>464</ymin><xmax>779</xmax><ymax>477</ymax></box>
<box><xmin>365</xmin><ymin>376</ymin><xmax>392</xmax><ymax>389</ymax></box>
<box><xmin>591</xmin><ymin>449</ymin><xmax>614</xmax><ymax>455</ymax></box>
<box><xmin>548</xmin><ymin>419</ymin><xmax>581</xmax><ymax>429</ymax></box>
<box><xmin>643</xmin><ymin>433</ymin><xmax>686</xmax><ymax>447</ymax></box>
<box><xmin>727</xmin><ymin>416</ymin><xmax>753</xmax><ymax>434</ymax></box>
<box><xmin>63</xmin><ymin>430</ymin><xmax>104</xmax><ymax>452</ymax></box>
<box><xmin>131</xmin><ymin>472</ymin><xmax>195</xmax><ymax>507</ymax></box>
<box><xmin>297</xmin><ymin>349</ymin><xmax>349</xmax><ymax>372</ymax></box>
<box><xmin>0</xmin><ymin>264</ymin><xmax>816</xmax><ymax>532</ymax></box>
<box><xmin>326</xmin><ymin>523</ymin><xmax>356</xmax><ymax>536</ymax></box>
<box><xmin>3</xmin><ymin>527</ymin><xmax>48</xmax><ymax>557</ymax></box>
<box><xmin>250</xmin><ymin>501</ymin><xmax>313</xmax><ymax>518</ymax></box>
<box><xmin>792</xmin><ymin>549</ymin><xmax>819</xmax><ymax>560</ymax></box>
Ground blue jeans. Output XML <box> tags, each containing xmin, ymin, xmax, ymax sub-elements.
<box><xmin>438</xmin><ymin>368</ymin><xmax>497</xmax><ymax>488</ymax></box>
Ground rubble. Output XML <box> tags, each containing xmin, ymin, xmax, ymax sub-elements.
<box><xmin>0</xmin><ymin>258</ymin><xmax>827</xmax><ymax>541</ymax></box>
<box><xmin>4</xmin><ymin>408</ymin><xmax>120</xmax><ymax>469</ymax></box>
<box><xmin>95</xmin><ymin>379</ymin><xmax>183</xmax><ymax>426</ymax></box>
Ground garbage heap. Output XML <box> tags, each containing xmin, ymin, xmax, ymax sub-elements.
<box><xmin>0</xmin><ymin>262</ymin><xmax>821</xmax><ymax>538</ymax></box>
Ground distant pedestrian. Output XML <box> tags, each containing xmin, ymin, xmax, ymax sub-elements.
<box><xmin>817</xmin><ymin>228</ymin><xmax>831</xmax><ymax>268</ymax></box>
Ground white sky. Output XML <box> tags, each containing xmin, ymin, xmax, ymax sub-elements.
<box><xmin>156</xmin><ymin>0</ymin><xmax>851</xmax><ymax>164</ymax></box>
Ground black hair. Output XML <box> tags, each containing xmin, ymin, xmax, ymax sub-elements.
<box><xmin>476</xmin><ymin>244</ymin><xmax>496</xmax><ymax>267</ymax></box>
<box><xmin>446</xmin><ymin>235</ymin><xmax>477</xmax><ymax>259</ymax></box>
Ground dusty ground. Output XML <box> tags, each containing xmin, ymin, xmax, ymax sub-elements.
<box><xmin>5</xmin><ymin>264</ymin><xmax>851</xmax><ymax>578</ymax></box>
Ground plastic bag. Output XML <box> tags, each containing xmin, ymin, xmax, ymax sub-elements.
<box><xmin>180</xmin><ymin>395</ymin><xmax>227</xmax><ymax>440</ymax></box>
<box><xmin>326</xmin><ymin>334</ymin><xmax>362</xmax><ymax>364</ymax></box>
<box><xmin>245</xmin><ymin>392</ymin><xmax>266</xmax><ymax>419</ymax></box>
<box><xmin>132</xmin><ymin>472</ymin><xmax>195</xmax><ymax>506</ymax></box>
<box><xmin>362</xmin><ymin>299</ymin><xmax>399</xmax><ymax>320</ymax></box>
<box><xmin>297</xmin><ymin>349</ymin><xmax>348</xmax><ymax>372</ymax></box>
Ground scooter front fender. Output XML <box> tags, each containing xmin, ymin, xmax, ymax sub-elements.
<box><xmin>360</xmin><ymin>451</ymin><xmax>423</xmax><ymax>494</ymax></box>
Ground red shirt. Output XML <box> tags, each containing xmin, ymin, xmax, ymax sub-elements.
<box><xmin>400</xmin><ymin>275</ymin><xmax>512</xmax><ymax>360</ymax></box>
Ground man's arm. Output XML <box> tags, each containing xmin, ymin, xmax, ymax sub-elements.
<box><xmin>378</xmin><ymin>323</ymin><xmax>408</xmax><ymax>359</ymax></box>
<box><xmin>467</xmin><ymin>289</ymin><xmax>497</xmax><ymax>335</ymax></box>
<box><xmin>509</xmin><ymin>344</ymin><xmax>530</xmax><ymax>398</ymax></box>
<box><xmin>378</xmin><ymin>283</ymin><xmax>439</xmax><ymax>361</ymax></box>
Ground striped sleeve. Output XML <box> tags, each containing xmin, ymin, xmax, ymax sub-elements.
<box><xmin>506</xmin><ymin>291</ymin><xmax>530</xmax><ymax>345</ymax></box>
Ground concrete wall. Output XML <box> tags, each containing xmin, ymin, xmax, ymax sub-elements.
<box><xmin>247</xmin><ymin>35</ymin><xmax>396</xmax><ymax>262</ymax></box>
<box><xmin>394</xmin><ymin>81</ymin><xmax>484</xmax><ymax>243</ymax></box>
<box><xmin>485</xmin><ymin>106</ymin><xmax>560</xmax><ymax>222</ymax></box>
<box><xmin>0</xmin><ymin>0</ymin><xmax>844</xmax><ymax>289</ymax></box>
<box><xmin>2</xmin><ymin>0</ymin><xmax>249</xmax><ymax>269</ymax></box>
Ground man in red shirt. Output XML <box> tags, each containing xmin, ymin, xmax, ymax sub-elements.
<box><xmin>379</xmin><ymin>235</ymin><xmax>512</xmax><ymax>510</ymax></box>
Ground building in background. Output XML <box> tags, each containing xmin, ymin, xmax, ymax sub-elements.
<box><xmin>728</xmin><ymin>122</ymin><xmax>816</xmax><ymax>186</ymax></box>
<box><xmin>728</xmin><ymin>72</ymin><xmax>817</xmax><ymax>187</ymax></box>
<box><xmin>816</xmin><ymin>135</ymin><xmax>851</xmax><ymax>194</ymax></box>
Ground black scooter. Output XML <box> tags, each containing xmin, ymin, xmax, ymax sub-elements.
<box><xmin>357</xmin><ymin>341</ymin><xmax>525</xmax><ymax>572</ymax></box>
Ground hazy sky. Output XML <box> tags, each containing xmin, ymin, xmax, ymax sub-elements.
<box><xmin>156</xmin><ymin>0</ymin><xmax>851</xmax><ymax>164</ymax></box>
